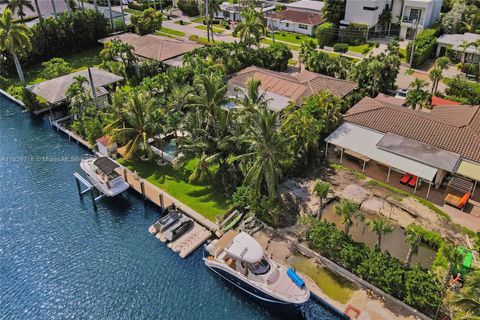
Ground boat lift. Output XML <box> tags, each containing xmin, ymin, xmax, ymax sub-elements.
<box><xmin>74</xmin><ymin>172</ymin><xmax>106</xmax><ymax>210</ymax></box>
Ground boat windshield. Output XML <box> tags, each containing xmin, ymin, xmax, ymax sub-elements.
<box><xmin>249</xmin><ymin>257</ymin><xmax>270</xmax><ymax>275</ymax></box>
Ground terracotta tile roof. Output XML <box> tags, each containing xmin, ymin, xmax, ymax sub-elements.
<box><xmin>344</xmin><ymin>97</ymin><xmax>480</xmax><ymax>163</ymax></box>
<box><xmin>229</xmin><ymin>66</ymin><xmax>357</xmax><ymax>103</ymax></box>
<box><xmin>99</xmin><ymin>33</ymin><xmax>204</xmax><ymax>62</ymax></box>
<box><xmin>268</xmin><ymin>9</ymin><xmax>323</xmax><ymax>25</ymax></box>
<box><xmin>431</xmin><ymin>96</ymin><xmax>461</xmax><ymax>107</ymax></box>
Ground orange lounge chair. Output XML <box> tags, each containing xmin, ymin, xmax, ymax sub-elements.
<box><xmin>444</xmin><ymin>192</ymin><xmax>471</xmax><ymax>209</ymax></box>
<box><xmin>408</xmin><ymin>175</ymin><xmax>418</xmax><ymax>188</ymax></box>
<box><xmin>400</xmin><ymin>173</ymin><xmax>412</xmax><ymax>184</ymax></box>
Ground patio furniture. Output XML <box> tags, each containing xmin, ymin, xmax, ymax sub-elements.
<box><xmin>408</xmin><ymin>175</ymin><xmax>418</xmax><ymax>188</ymax></box>
<box><xmin>400</xmin><ymin>173</ymin><xmax>412</xmax><ymax>185</ymax></box>
<box><xmin>444</xmin><ymin>192</ymin><xmax>471</xmax><ymax>209</ymax></box>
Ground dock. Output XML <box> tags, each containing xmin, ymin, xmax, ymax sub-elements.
<box><xmin>50</xmin><ymin>115</ymin><xmax>93</xmax><ymax>150</ymax></box>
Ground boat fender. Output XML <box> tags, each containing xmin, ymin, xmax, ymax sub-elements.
<box><xmin>287</xmin><ymin>268</ymin><xmax>305</xmax><ymax>288</ymax></box>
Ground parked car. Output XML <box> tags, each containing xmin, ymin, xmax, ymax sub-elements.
<box><xmin>395</xmin><ymin>89</ymin><xmax>408</xmax><ymax>99</ymax></box>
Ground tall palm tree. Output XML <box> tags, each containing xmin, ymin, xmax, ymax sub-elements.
<box><xmin>0</xmin><ymin>9</ymin><xmax>32</xmax><ymax>86</ymax></box>
<box><xmin>335</xmin><ymin>199</ymin><xmax>362</xmax><ymax>236</ymax></box>
<box><xmin>6</xmin><ymin>0</ymin><xmax>35</xmax><ymax>22</ymax></box>
<box><xmin>50</xmin><ymin>0</ymin><xmax>58</xmax><ymax>18</ymax></box>
<box><xmin>406</xmin><ymin>78</ymin><xmax>431</xmax><ymax>110</ymax></box>
<box><xmin>404</xmin><ymin>226</ymin><xmax>423</xmax><ymax>266</ymax></box>
<box><xmin>200</xmin><ymin>0</ymin><xmax>221</xmax><ymax>42</ymax></box>
<box><xmin>234</xmin><ymin>78</ymin><xmax>268</xmax><ymax>110</ymax></box>
<box><xmin>238</xmin><ymin>107</ymin><xmax>292</xmax><ymax>198</ymax></box>
<box><xmin>32</xmin><ymin>0</ymin><xmax>43</xmax><ymax>26</ymax></box>
<box><xmin>314</xmin><ymin>180</ymin><xmax>330</xmax><ymax>219</ymax></box>
<box><xmin>167</xmin><ymin>85</ymin><xmax>196</xmax><ymax>113</ymax></box>
<box><xmin>429</xmin><ymin>67</ymin><xmax>443</xmax><ymax>94</ymax></box>
<box><xmin>105</xmin><ymin>91</ymin><xmax>157</xmax><ymax>160</ymax></box>
<box><xmin>299</xmin><ymin>39</ymin><xmax>316</xmax><ymax>71</ymax></box>
<box><xmin>234</xmin><ymin>9</ymin><xmax>265</xmax><ymax>48</ymax></box>
<box><xmin>366</xmin><ymin>219</ymin><xmax>394</xmax><ymax>250</ymax></box>
<box><xmin>107</xmin><ymin>0</ymin><xmax>114</xmax><ymax>31</ymax></box>
<box><xmin>442</xmin><ymin>244</ymin><xmax>466</xmax><ymax>289</ymax></box>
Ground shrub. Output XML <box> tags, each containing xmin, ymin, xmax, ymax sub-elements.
<box><xmin>445</xmin><ymin>76</ymin><xmax>480</xmax><ymax>104</ymax></box>
<box><xmin>131</xmin><ymin>8</ymin><xmax>163</xmax><ymax>35</ymax></box>
<box><xmin>362</xmin><ymin>47</ymin><xmax>370</xmax><ymax>54</ymax></box>
<box><xmin>41</xmin><ymin>58</ymin><xmax>73</xmax><ymax>79</ymax></box>
<box><xmin>340</xmin><ymin>23</ymin><xmax>368</xmax><ymax>45</ymax></box>
<box><xmin>305</xmin><ymin>219</ymin><xmax>442</xmax><ymax>316</ymax></box>
<box><xmin>316</xmin><ymin>22</ymin><xmax>336</xmax><ymax>48</ymax></box>
<box><xmin>333</xmin><ymin>43</ymin><xmax>349</xmax><ymax>53</ymax></box>
<box><xmin>406</xmin><ymin>28</ymin><xmax>438</xmax><ymax>67</ymax></box>
<box><xmin>6</xmin><ymin>85</ymin><xmax>40</xmax><ymax>111</ymax></box>
<box><xmin>177</xmin><ymin>0</ymin><xmax>199</xmax><ymax>16</ymax></box>
<box><xmin>0</xmin><ymin>75</ymin><xmax>12</xmax><ymax>90</ymax></box>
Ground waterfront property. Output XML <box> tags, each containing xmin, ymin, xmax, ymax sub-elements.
<box><xmin>436</xmin><ymin>33</ymin><xmax>480</xmax><ymax>63</ymax></box>
<box><xmin>265</xmin><ymin>0</ymin><xmax>324</xmax><ymax>36</ymax></box>
<box><xmin>27</xmin><ymin>67</ymin><xmax>123</xmax><ymax>109</ymax></box>
<box><xmin>227</xmin><ymin>66</ymin><xmax>357</xmax><ymax>111</ymax></box>
<box><xmin>98</xmin><ymin>33</ymin><xmax>204</xmax><ymax>67</ymax></box>
<box><xmin>325</xmin><ymin>96</ymin><xmax>480</xmax><ymax>218</ymax></box>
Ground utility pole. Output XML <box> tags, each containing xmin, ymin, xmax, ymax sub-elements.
<box><xmin>206</xmin><ymin>0</ymin><xmax>210</xmax><ymax>42</ymax></box>
<box><xmin>270</xmin><ymin>18</ymin><xmax>275</xmax><ymax>44</ymax></box>
<box><xmin>409</xmin><ymin>19</ymin><xmax>419</xmax><ymax>67</ymax></box>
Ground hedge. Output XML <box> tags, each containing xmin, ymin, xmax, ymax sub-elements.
<box><xmin>406</xmin><ymin>28</ymin><xmax>438</xmax><ymax>67</ymax></box>
<box><xmin>316</xmin><ymin>22</ymin><xmax>336</xmax><ymax>48</ymax></box>
<box><xmin>306</xmin><ymin>219</ymin><xmax>442</xmax><ymax>316</ymax></box>
<box><xmin>177</xmin><ymin>0</ymin><xmax>199</xmax><ymax>16</ymax></box>
<box><xmin>339</xmin><ymin>23</ymin><xmax>368</xmax><ymax>45</ymax></box>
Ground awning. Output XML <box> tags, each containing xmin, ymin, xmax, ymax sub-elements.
<box><xmin>326</xmin><ymin>123</ymin><xmax>438</xmax><ymax>182</ymax></box>
<box><xmin>455</xmin><ymin>159</ymin><xmax>480</xmax><ymax>181</ymax></box>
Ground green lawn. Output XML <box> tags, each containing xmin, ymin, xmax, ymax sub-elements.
<box><xmin>8</xmin><ymin>46</ymin><xmax>103</xmax><ymax>86</ymax></box>
<box><xmin>399</xmin><ymin>48</ymin><xmax>407</xmax><ymax>62</ymax></box>
<box><xmin>120</xmin><ymin>158</ymin><xmax>231</xmax><ymax>220</ymax></box>
<box><xmin>124</xmin><ymin>8</ymin><xmax>143</xmax><ymax>15</ymax></box>
<box><xmin>195</xmin><ymin>25</ymin><xmax>224</xmax><ymax>33</ymax></box>
<box><xmin>261</xmin><ymin>38</ymin><xmax>300</xmax><ymax>51</ymax></box>
<box><xmin>191</xmin><ymin>16</ymin><xmax>205</xmax><ymax>23</ymax></box>
<box><xmin>267</xmin><ymin>31</ymin><xmax>317</xmax><ymax>46</ymax></box>
<box><xmin>155</xmin><ymin>27</ymin><xmax>186</xmax><ymax>37</ymax></box>
<box><xmin>348</xmin><ymin>44</ymin><xmax>372</xmax><ymax>54</ymax></box>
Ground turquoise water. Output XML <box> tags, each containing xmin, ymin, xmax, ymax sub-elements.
<box><xmin>0</xmin><ymin>94</ymin><xmax>344</xmax><ymax>320</ymax></box>
<box><xmin>159</xmin><ymin>139</ymin><xmax>176</xmax><ymax>156</ymax></box>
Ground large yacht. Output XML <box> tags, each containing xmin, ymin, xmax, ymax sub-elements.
<box><xmin>204</xmin><ymin>230</ymin><xmax>310</xmax><ymax>306</ymax></box>
<box><xmin>80</xmin><ymin>155</ymin><xmax>129</xmax><ymax>197</ymax></box>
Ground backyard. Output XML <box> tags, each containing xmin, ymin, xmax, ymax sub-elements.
<box><xmin>119</xmin><ymin>158</ymin><xmax>231</xmax><ymax>221</ymax></box>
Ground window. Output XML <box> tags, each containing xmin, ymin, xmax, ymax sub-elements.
<box><xmin>285</xmin><ymin>22</ymin><xmax>290</xmax><ymax>27</ymax></box>
<box><xmin>249</xmin><ymin>258</ymin><xmax>271</xmax><ymax>275</ymax></box>
<box><xmin>299</xmin><ymin>24</ymin><xmax>308</xmax><ymax>29</ymax></box>
<box><xmin>363</xmin><ymin>6</ymin><xmax>379</xmax><ymax>11</ymax></box>
<box><xmin>409</xmin><ymin>9</ymin><xmax>421</xmax><ymax>22</ymax></box>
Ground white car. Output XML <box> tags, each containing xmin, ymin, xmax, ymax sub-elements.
<box><xmin>395</xmin><ymin>89</ymin><xmax>408</xmax><ymax>99</ymax></box>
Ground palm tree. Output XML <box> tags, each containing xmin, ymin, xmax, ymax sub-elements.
<box><xmin>32</xmin><ymin>0</ymin><xmax>43</xmax><ymax>26</ymax></box>
<box><xmin>234</xmin><ymin>9</ymin><xmax>265</xmax><ymax>48</ymax></box>
<box><xmin>50</xmin><ymin>0</ymin><xmax>58</xmax><ymax>18</ymax></box>
<box><xmin>200</xmin><ymin>0</ymin><xmax>221</xmax><ymax>42</ymax></box>
<box><xmin>299</xmin><ymin>39</ymin><xmax>316</xmax><ymax>71</ymax></box>
<box><xmin>107</xmin><ymin>0</ymin><xmax>114</xmax><ymax>31</ymax></box>
<box><xmin>234</xmin><ymin>78</ymin><xmax>268</xmax><ymax>110</ymax></box>
<box><xmin>366</xmin><ymin>219</ymin><xmax>393</xmax><ymax>250</ymax></box>
<box><xmin>452</xmin><ymin>270</ymin><xmax>480</xmax><ymax>316</ymax></box>
<box><xmin>105</xmin><ymin>91</ymin><xmax>157</xmax><ymax>160</ymax></box>
<box><xmin>167</xmin><ymin>85</ymin><xmax>196</xmax><ymax>113</ymax></box>
<box><xmin>406</xmin><ymin>78</ymin><xmax>431</xmax><ymax>110</ymax></box>
<box><xmin>442</xmin><ymin>244</ymin><xmax>466</xmax><ymax>289</ymax></box>
<box><xmin>429</xmin><ymin>67</ymin><xmax>443</xmax><ymax>94</ymax></box>
<box><xmin>0</xmin><ymin>9</ymin><xmax>32</xmax><ymax>87</ymax></box>
<box><xmin>6</xmin><ymin>0</ymin><xmax>35</xmax><ymax>22</ymax></box>
<box><xmin>335</xmin><ymin>199</ymin><xmax>362</xmax><ymax>236</ymax></box>
<box><xmin>404</xmin><ymin>226</ymin><xmax>424</xmax><ymax>266</ymax></box>
<box><xmin>314</xmin><ymin>181</ymin><xmax>330</xmax><ymax>219</ymax></box>
<box><xmin>238</xmin><ymin>107</ymin><xmax>292</xmax><ymax>198</ymax></box>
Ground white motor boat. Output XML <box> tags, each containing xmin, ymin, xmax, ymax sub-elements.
<box><xmin>204</xmin><ymin>230</ymin><xmax>310</xmax><ymax>306</ymax></box>
<box><xmin>80</xmin><ymin>155</ymin><xmax>129</xmax><ymax>197</ymax></box>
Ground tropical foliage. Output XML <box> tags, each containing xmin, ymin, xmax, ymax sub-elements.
<box><xmin>131</xmin><ymin>8</ymin><xmax>163</xmax><ymax>35</ymax></box>
<box><xmin>41</xmin><ymin>58</ymin><xmax>72</xmax><ymax>79</ymax></box>
<box><xmin>234</xmin><ymin>9</ymin><xmax>265</xmax><ymax>48</ymax></box>
<box><xmin>406</xmin><ymin>78</ymin><xmax>431</xmax><ymax>109</ymax></box>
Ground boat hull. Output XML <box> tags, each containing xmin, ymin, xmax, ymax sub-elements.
<box><xmin>205</xmin><ymin>263</ymin><xmax>307</xmax><ymax>306</ymax></box>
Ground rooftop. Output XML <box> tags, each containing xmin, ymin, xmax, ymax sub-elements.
<box><xmin>437</xmin><ymin>33</ymin><xmax>480</xmax><ymax>54</ymax></box>
<box><xmin>228</xmin><ymin>66</ymin><xmax>357</xmax><ymax>110</ymax></box>
<box><xmin>28</xmin><ymin>67</ymin><xmax>123</xmax><ymax>105</ymax></box>
<box><xmin>285</xmin><ymin>0</ymin><xmax>325</xmax><ymax>12</ymax></box>
<box><xmin>344</xmin><ymin>96</ymin><xmax>480</xmax><ymax>163</ymax></box>
<box><xmin>99</xmin><ymin>33</ymin><xmax>204</xmax><ymax>64</ymax></box>
<box><xmin>267</xmin><ymin>9</ymin><xmax>323</xmax><ymax>25</ymax></box>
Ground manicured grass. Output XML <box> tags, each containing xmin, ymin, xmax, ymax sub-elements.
<box><xmin>261</xmin><ymin>38</ymin><xmax>300</xmax><ymax>51</ymax></box>
<box><xmin>124</xmin><ymin>8</ymin><xmax>143</xmax><ymax>15</ymax></box>
<box><xmin>348</xmin><ymin>44</ymin><xmax>372</xmax><ymax>54</ymax></box>
<box><xmin>191</xmin><ymin>16</ymin><xmax>205</xmax><ymax>23</ymax></box>
<box><xmin>155</xmin><ymin>27</ymin><xmax>186</xmax><ymax>37</ymax></box>
<box><xmin>267</xmin><ymin>31</ymin><xmax>317</xmax><ymax>45</ymax></box>
<box><xmin>174</xmin><ymin>20</ymin><xmax>191</xmax><ymax>25</ymax></box>
<box><xmin>119</xmin><ymin>158</ymin><xmax>231</xmax><ymax>220</ymax></box>
<box><xmin>8</xmin><ymin>46</ymin><xmax>103</xmax><ymax>86</ymax></box>
<box><xmin>195</xmin><ymin>25</ymin><xmax>224</xmax><ymax>33</ymax></box>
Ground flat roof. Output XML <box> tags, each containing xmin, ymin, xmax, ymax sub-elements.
<box><xmin>377</xmin><ymin>133</ymin><xmax>460</xmax><ymax>172</ymax></box>
<box><xmin>326</xmin><ymin>123</ymin><xmax>438</xmax><ymax>181</ymax></box>
<box><xmin>286</xmin><ymin>0</ymin><xmax>325</xmax><ymax>12</ymax></box>
<box><xmin>27</xmin><ymin>68</ymin><xmax>123</xmax><ymax>105</ymax></box>
<box><xmin>455</xmin><ymin>160</ymin><xmax>480</xmax><ymax>181</ymax></box>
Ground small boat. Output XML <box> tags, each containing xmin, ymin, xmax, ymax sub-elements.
<box><xmin>153</xmin><ymin>209</ymin><xmax>182</xmax><ymax>233</ymax></box>
<box><xmin>80</xmin><ymin>155</ymin><xmax>129</xmax><ymax>197</ymax></box>
<box><xmin>204</xmin><ymin>230</ymin><xmax>310</xmax><ymax>306</ymax></box>
<box><xmin>164</xmin><ymin>218</ymin><xmax>194</xmax><ymax>242</ymax></box>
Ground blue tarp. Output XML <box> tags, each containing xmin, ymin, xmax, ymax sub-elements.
<box><xmin>287</xmin><ymin>268</ymin><xmax>305</xmax><ymax>288</ymax></box>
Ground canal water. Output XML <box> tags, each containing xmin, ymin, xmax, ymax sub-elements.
<box><xmin>0</xmin><ymin>94</ymin><xmax>343</xmax><ymax>320</ymax></box>
<box><xmin>320</xmin><ymin>202</ymin><xmax>437</xmax><ymax>268</ymax></box>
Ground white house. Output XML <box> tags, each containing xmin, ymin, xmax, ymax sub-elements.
<box><xmin>341</xmin><ymin>0</ymin><xmax>443</xmax><ymax>39</ymax></box>
<box><xmin>436</xmin><ymin>33</ymin><xmax>480</xmax><ymax>63</ymax></box>
<box><xmin>265</xmin><ymin>0</ymin><xmax>324</xmax><ymax>36</ymax></box>
<box><xmin>214</xmin><ymin>2</ymin><xmax>275</xmax><ymax>23</ymax></box>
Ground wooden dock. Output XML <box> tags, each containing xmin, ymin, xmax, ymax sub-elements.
<box><xmin>50</xmin><ymin>115</ymin><xmax>93</xmax><ymax>150</ymax></box>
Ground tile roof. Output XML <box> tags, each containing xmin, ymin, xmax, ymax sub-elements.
<box><xmin>344</xmin><ymin>97</ymin><xmax>480</xmax><ymax>163</ymax></box>
<box><xmin>267</xmin><ymin>9</ymin><xmax>323</xmax><ymax>25</ymax></box>
<box><xmin>99</xmin><ymin>33</ymin><xmax>204</xmax><ymax>62</ymax></box>
<box><xmin>228</xmin><ymin>66</ymin><xmax>357</xmax><ymax>104</ymax></box>
<box><xmin>28</xmin><ymin>68</ymin><xmax>123</xmax><ymax>105</ymax></box>
<box><xmin>431</xmin><ymin>96</ymin><xmax>461</xmax><ymax>107</ymax></box>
